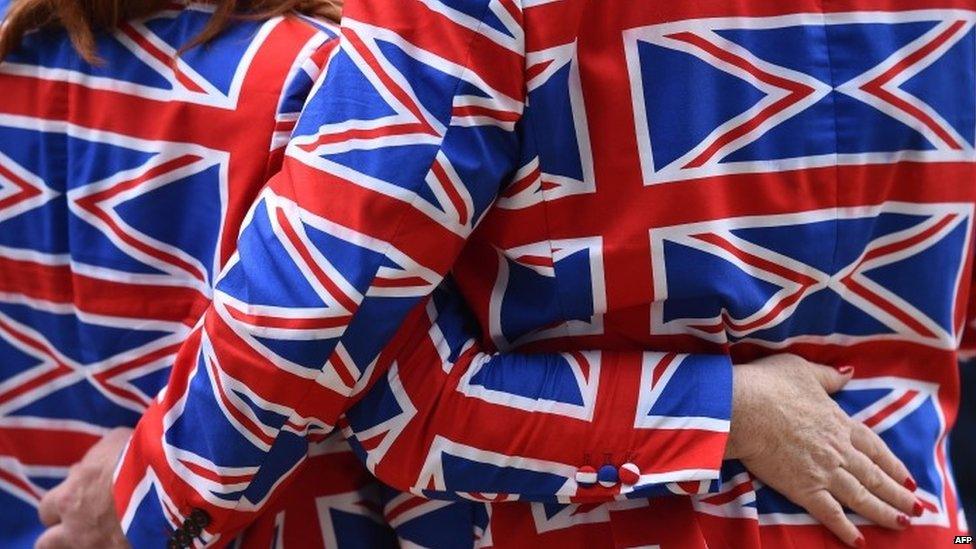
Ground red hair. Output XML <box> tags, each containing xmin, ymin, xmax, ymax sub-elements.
<box><xmin>0</xmin><ymin>0</ymin><xmax>341</xmax><ymax>63</ymax></box>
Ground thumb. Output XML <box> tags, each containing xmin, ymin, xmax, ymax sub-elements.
<box><xmin>37</xmin><ymin>482</ymin><xmax>64</xmax><ymax>527</ymax></box>
<box><xmin>809</xmin><ymin>363</ymin><xmax>854</xmax><ymax>394</ymax></box>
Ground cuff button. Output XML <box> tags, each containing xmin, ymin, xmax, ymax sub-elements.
<box><xmin>189</xmin><ymin>508</ymin><xmax>211</xmax><ymax>528</ymax></box>
<box><xmin>575</xmin><ymin>465</ymin><xmax>597</xmax><ymax>487</ymax></box>
<box><xmin>172</xmin><ymin>530</ymin><xmax>192</xmax><ymax>547</ymax></box>
<box><xmin>619</xmin><ymin>462</ymin><xmax>640</xmax><ymax>486</ymax></box>
<box><xmin>597</xmin><ymin>464</ymin><xmax>618</xmax><ymax>488</ymax></box>
<box><xmin>185</xmin><ymin>520</ymin><xmax>202</xmax><ymax>537</ymax></box>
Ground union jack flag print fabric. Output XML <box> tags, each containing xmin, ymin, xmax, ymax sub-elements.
<box><xmin>0</xmin><ymin>4</ymin><xmax>380</xmax><ymax>547</ymax></box>
<box><xmin>110</xmin><ymin>0</ymin><xmax>973</xmax><ymax>547</ymax></box>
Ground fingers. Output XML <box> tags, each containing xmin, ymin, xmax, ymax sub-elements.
<box><xmin>34</xmin><ymin>524</ymin><xmax>71</xmax><ymax>549</ymax></box>
<box><xmin>799</xmin><ymin>490</ymin><xmax>864</xmax><ymax>548</ymax></box>
<box><xmin>851</xmin><ymin>423</ymin><xmax>919</xmax><ymax>501</ymax></box>
<box><xmin>808</xmin><ymin>362</ymin><xmax>855</xmax><ymax>394</ymax></box>
<box><xmin>843</xmin><ymin>446</ymin><xmax>919</xmax><ymax>518</ymax></box>
<box><xmin>844</xmin><ymin>444</ymin><xmax>919</xmax><ymax>518</ymax></box>
<box><xmin>829</xmin><ymin>467</ymin><xmax>909</xmax><ymax>531</ymax></box>
<box><xmin>37</xmin><ymin>484</ymin><xmax>64</xmax><ymax>527</ymax></box>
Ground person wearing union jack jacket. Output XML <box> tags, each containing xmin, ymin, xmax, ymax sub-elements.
<box><xmin>23</xmin><ymin>0</ymin><xmax>976</xmax><ymax>548</ymax></box>
<box><xmin>0</xmin><ymin>1</ymin><xmax>689</xmax><ymax>548</ymax></box>
<box><xmin>0</xmin><ymin>0</ymin><xmax>408</xmax><ymax>547</ymax></box>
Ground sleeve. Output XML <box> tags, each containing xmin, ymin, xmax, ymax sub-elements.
<box><xmin>340</xmin><ymin>278</ymin><xmax>733</xmax><ymax>504</ymax></box>
<box><xmin>112</xmin><ymin>1</ymin><xmax>529</xmax><ymax>547</ymax></box>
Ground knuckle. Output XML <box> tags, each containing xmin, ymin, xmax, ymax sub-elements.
<box><xmin>862</xmin><ymin>470</ymin><xmax>884</xmax><ymax>492</ymax></box>
<box><xmin>812</xmin><ymin>444</ymin><xmax>844</xmax><ymax>470</ymax></box>
<box><xmin>55</xmin><ymin>491</ymin><xmax>78</xmax><ymax>516</ymax></box>
<box><xmin>850</xmin><ymin>488</ymin><xmax>873</xmax><ymax>510</ymax></box>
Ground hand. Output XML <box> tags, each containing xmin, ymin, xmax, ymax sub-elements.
<box><xmin>725</xmin><ymin>355</ymin><xmax>922</xmax><ymax>548</ymax></box>
<box><xmin>36</xmin><ymin>427</ymin><xmax>132</xmax><ymax>549</ymax></box>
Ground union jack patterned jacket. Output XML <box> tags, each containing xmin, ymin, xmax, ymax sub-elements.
<box><xmin>0</xmin><ymin>2</ymin><xmax>665</xmax><ymax>548</ymax></box>
<box><xmin>0</xmin><ymin>2</ymin><xmax>664</xmax><ymax>548</ymax></box>
<box><xmin>113</xmin><ymin>0</ymin><xmax>974</xmax><ymax>547</ymax></box>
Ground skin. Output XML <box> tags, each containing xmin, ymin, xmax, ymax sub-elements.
<box><xmin>725</xmin><ymin>355</ymin><xmax>921</xmax><ymax>547</ymax></box>
<box><xmin>35</xmin><ymin>427</ymin><xmax>130</xmax><ymax>549</ymax></box>
<box><xmin>34</xmin><ymin>354</ymin><xmax>921</xmax><ymax>549</ymax></box>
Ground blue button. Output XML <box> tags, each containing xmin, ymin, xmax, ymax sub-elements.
<box><xmin>597</xmin><ymin>464</ymin><xmax>618</xmax><ymax>487</ymax></box>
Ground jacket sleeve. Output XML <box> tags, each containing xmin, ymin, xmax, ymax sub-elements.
<box><xmin>341</xmin><ymin>278</ymin><xmax>733</xmax><ymax>504</ymax></box>
<box><xmin>112</xmin><ymin>1</ymin><xmax>529</xmax><ymax>546</ymax></box>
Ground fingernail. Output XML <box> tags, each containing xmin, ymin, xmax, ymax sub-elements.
<box><xmin>854</xmin><ymin>536</ymin><xmax>866</xmax><ymax>548</ymax></box>
<box><xmin>904</xmin><ymin>476</ymin><xmax>917</xmax><ymax>492</ymax></box>
<box><xmin>897</xmin><ymin>514</ymin><xmax>910</xmax><ymax>527</ymax></box>
<box><xmin>912</xmin><ymin>500</ymin><xmax>924</xmax><ymax>517</ymax></box>
<box><xmin>838</xmin><ymin>365</ymin><xmax>855</xmax><ymax>375</ymax></box>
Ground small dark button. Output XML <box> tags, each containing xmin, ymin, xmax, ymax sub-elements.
<box><xmin>174</xmin><ymin>529</ymin><xmax>193</xmax><ymax>546</ymax></box>
<box><xmin>189</xmin><ymin>508</ymin><xmax>211</xmax><ymax>528</ymax></box>
<box><xmin>184</xmin><ymin>520</ymin><xmax>203</xmax><ymax>537</ymax></box>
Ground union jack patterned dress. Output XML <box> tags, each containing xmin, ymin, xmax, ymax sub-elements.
<box><xmin>111</xmin><ymin>0</ymin><xmax>974</xmax><ymax>547</ymax></box>
<box><xmin>0</xmin><ymin>4</ymin><xmax>400</xmax><ymax>547</ymax></box>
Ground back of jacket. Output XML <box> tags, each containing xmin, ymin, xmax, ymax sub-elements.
<box><xmin>449</xmin><ymin>0</ymin><xmax>976</xmax><ymax>544</ymax></box>
<box><xmin>0</xmin><ymin>4</ymin><xmax>338</xmax><ymax>545</ymax></box>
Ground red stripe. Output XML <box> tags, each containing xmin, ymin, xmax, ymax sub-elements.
<box><xmin>651</xmin><ymin>352</ymin><xmax>678</xmax><ymax>387</ymax></box>
<box><xmin>0</xmin><ymin>467</ymin><xmax>42</xmax><ymax>502</ymax></box>
<box><xmin>297</xmin><ymin>122</ymin><xmax>435</xmax><ymax>151</ymax></box>
<box><xmin>691</xmin><ymin>233</ymin><xmax>819</xmax><ymax>286</ymax></box>
<box><xmin>371</xmin><ymin>275</ymin><xmax>430</xmax><ymax>288</ymax></box>
<box><xmin>385</xmin><ymin>494</ymin><xmax>434</xmax><ymax>521</ymax></box>
<box><xmin>0</xmin><ymin>162</ymin><xmax>42</xmax><ymax>211</ymax></box>
<box><xmin>452</xmin><ymin>105</ymin><xmax>521</xmax><ymax>122</ymax></box>
<box><xmin>860</xmin><ymin>21</ymin><xmax>966</xmax><ymax>150</ymax></box>
<box><xmin>430</xmin><ymin>158</ymin><xmax>470</xmax><ymax>225</ymax></box>
<box><xmin>118</xmin><ymin>23</ymin><xmax>207</xmax><ymax>94</ymax></box>
<box><xmin>327</xmin><ymin>349</ymin><xmax>357</xmax><ymax>390</ymax></box>
<box><xmin>224</xmin><ymin>302</ymin><xmax>352</xmax><ymax>330</ymax></box>
<box><xmin>357</xmin><ymin>430</ymin><xmax>389</xmax><ymax>451</ymax></box>
<box><xmin>501</xmin><ymin>166</ymin><xmax>540</xmax><ymax>198</ymax></box>
<box><xmin>526</xmin><ymin>59</ymin><xmax>554</xmax><ymax>83</ymax></box>
<box><xmin>269</xmin><ymin>161</ymin><xmax>466</xmax><ymax>275</ymax></box>
<box><xmin>206</xmin><ymin>355</ymin><xmax>277</xmax><ymax>447</ymax></box>
<box><xmin>701</xmin><ymin>478</ymin><xmax>754</xmax><ymax>506</ymax></box>
<box><xmin>0</xmin><ymin>257</ymin><xmax>207</xmax><ymax>325</ymax></box>
<box><xmin>842</xmin><ymin>277</ymin><xmax>936</xmax><ymax>338</ymax></box>
<box><xmin>689</xmin><ymin>233</ymin><xmax>816</xmax><ymax>331</ymax></box>
<box><xmin>861</xmin><ymin>214</ymin><xmax>956</xmax><ymax>264</ymax></box>
<box><xmin>569</xmin><ymin>350</ymin><xmax>591</xmax><ymax>383</ymax></box>
<box><xmin>0</xmin><ymin>427</ymin><xmax>99</xmax><ymax>465</ymax></box>
<box><xmin>496</xmin><ymin>0</ymin><xmax>522</xmax><ymax>26</ymax></box>
<box><xmin>275</xmin><ymin>119</ymin><xmax>298</xmax><ymax>132</ymax></box>
<box><xmin>73</xmin><ymin>155</ymin><xmax>207</xmax><ymax>283</ymax></box>
<box><xmin>0</xmin><ymin>317</ymin><xmax>75</xmax><ymax>405</ymax></box>
<box><xmin>514</xmin><ymin>255</ymin><xmax>553</xmax><ymax>268</ymax></box>
<box><xmin>177</xmin><ymin>458</ymin><xmax>255</xmax><ymax>485</ymax></box>
<box><xmin>863</xmin><ymin>390</ymin><xmax>919</xmax><ymax>429</ymax></box>
<box><xmin>91</xmin><ymin>343</ymin><xmax>182</xmax><ymax>409</ymax></box>
<box><xmin>275</xmin><ymin>207</ymin><xmax>361</xmax><ymax>313</ymax></box>
<box><xmin>666</xmin><ymin>31</ymin><xmax>816</xmax><ymax>168</ymax></box>
<box><xmin>344</xmin><ymin>28</ymin><xmax>437</xmax><ymax>136</ymax></box>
